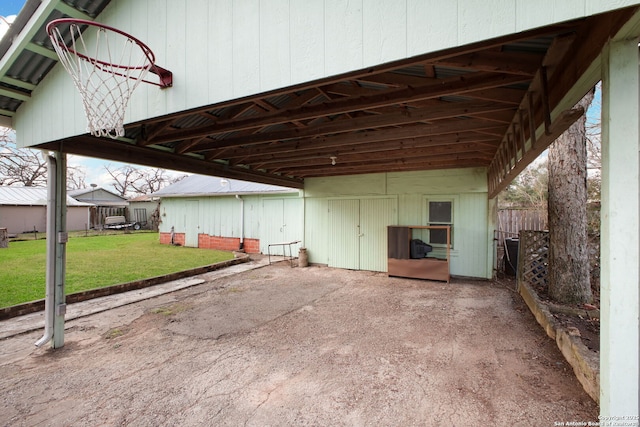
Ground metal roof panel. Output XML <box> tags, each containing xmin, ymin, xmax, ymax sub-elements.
<box><xmin>0</xmin><ymin>186</ymin><xmax>92</xmax><ymax>206</ymax></box>
<box><xmin>153</xmin><ymin>174</ymin><xmax>298</xmax><ymax>198</ymax></box>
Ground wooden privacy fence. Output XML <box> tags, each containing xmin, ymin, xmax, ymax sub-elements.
<box><xmin>90</xmin><ymin>206</ymin><xmax>127</xmax><ymax>229</ymax></box>
<box><xmin>497</xmin><ymin>209</ymin><xmax>547</xmax><ymax>241</ymax></box>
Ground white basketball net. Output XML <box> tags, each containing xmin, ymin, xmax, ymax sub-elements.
<box><xmin>48</xmin><ymin>23</ymin><xmax>153</xmax><ymax>138</ymax></box>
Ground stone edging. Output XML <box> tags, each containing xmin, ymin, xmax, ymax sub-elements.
<box><xmin>518</xmin><ymin>281</ymin><xmax>599</xmax><ymax>403</ymax></box>
<box><xmin>0</xmin><ymin>253</ymin><xmax>251</xmax><ymax>321</ymax></box>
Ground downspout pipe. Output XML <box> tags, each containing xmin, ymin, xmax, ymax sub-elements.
<box><xmin>236</xmin><ymin>195</ymin><xmax>244</xmax><ymax>250</ymax></box>
<box><xmin>35</xmin><ymin>153</ymin><xmax>56</xmax><ymax>347</ymax></box>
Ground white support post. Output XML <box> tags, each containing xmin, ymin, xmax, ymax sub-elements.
<box><xmin>52</xmin><ymin>151</ymin><xmax>67</xmax><ymax>349</ymax></box>
<box><xmin>600</xmin><ymin>38</ymin><xmax>640</xmax><ymax>416</ymax></box>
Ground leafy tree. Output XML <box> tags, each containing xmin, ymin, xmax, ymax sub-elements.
<box><xmin>498</xmin><ymin>160</ymin><xmax>548</xmax><ymax>209</ymax></box>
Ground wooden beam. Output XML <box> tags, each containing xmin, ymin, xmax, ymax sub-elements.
<box><xmin>183</xmin><ymin>100</ymin><xmax>514</xmax><ymax>153</ymax></box>
<box><xmin>224</xmin><ymin>133</ymin><xmax>499</xmax><ymax>162</ymax></box>
<box><xmin>290</xmin><ymin>160</ymin><xmax>486</xmax><ymax>178</ymax></box>
<box><xmin>206</xmin><ymin>119</ymin><xmax>506</xmax><ymax>161</ymax></box>
<box><xmin>488</xmin><ymin>107</ymin><xmax>583</xmax><ymax>198</ymax></box>
<box><xmin>246</xmin><ymin>135</ymin><xmax>498</xmax><ymax>162</ymax></box>
<box><xmin>433</xmin><ymin>50</ymin><xmax>545</xmax><ymax>76</ymax></box>
<box><xmin>462</xmin><ymin>87</ymin><xmax>526</xmax><ymax>105</ymax></box>
<box><xmin>148</xmin><ymin>72</ymin><xmax>528</xmax><ymax>145</ymax></box>
<box><xmin>39</xmin><ymin>137</ymin><xmax>304</xmax><ymax>189</ymax></box>
<box><xmin>249</xmin><ymin>143</ymin><xmax>495</xmax><ymax>169</ymax></box>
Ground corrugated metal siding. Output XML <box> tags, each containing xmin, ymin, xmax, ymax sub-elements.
<box><xmin>259</xmin><ymin>198</ymin><xmax>303</xmax><ymax>255</ymax></box>
<box><xmin>359</xmin><ymin>198</ymin><xmax>398</xmax><ymax>272</ymax></box>
<box><xmin>452</xmin><ymin>193</ymin><xmax>489</xmax><ymax>278</ymax></box>
<box><xmin>159</xmin><ymin>171</ymin><xmax>491</xmax><ymax>276</ymax></box>
<box><xmin>183</xmin><ymin>200</ymin><xmax>199</xmax><ymax>247</ymax></box>
<box><xmin>261</xmin><ymin>198</ymin><xmax>285</xmax><ymax>254</ymax></box>
<box><xmin>0</xmin><ymin>205</ymin><xmax>46</xmax><ymax>234</ymax></box>
<box><xmin>305</xmin><ymin>169</ymin><xmax>493</xmax><ymax>278</ymax></box>
<box><xmin>160</xmin><ymin>194</ymin><xmax>303</xmax><ymax>252</ymax></box>
<box><xmin>327</xmin><ymin>199</ymin><xmax>360</xmax><ymax>269</ymax></box>
<box><xmin>304</xmin><ymin>197</ymin><xmax>328</xmax><ymax>265</ymax></box>
<box><xmin>283</xmin><ymin>198</ymin><xmax>304</xmax><ymax>243</ymax></box>
<box><xmin>242</xmin><ymin>197</ymin><xmax>261</xmax><ymax>238</ymax></box>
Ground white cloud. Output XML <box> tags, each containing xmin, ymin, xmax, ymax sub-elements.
<box><xmin>0</xmin><ymin>15</ymin><xmax>17</xmax><ymax>40</ymax></box>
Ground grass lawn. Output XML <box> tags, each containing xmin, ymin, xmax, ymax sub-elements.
<box><xmin>0</xmin><ymin>232</ymin><xmax>234</xmax><ymax>308</ymax></box>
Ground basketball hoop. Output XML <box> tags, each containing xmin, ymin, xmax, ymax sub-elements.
<box><xmin>46</xmin><ymin>18</ymin><xmax>172</xmax><ymax>139</ymax></box>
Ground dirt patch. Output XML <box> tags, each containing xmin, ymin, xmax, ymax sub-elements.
<box><xmin>0</xmin><ymin>264</ymin><xmax>598</xmax><ymax>426</ymax></box>
<box><xmin>525</xmin><ymin>276</ymin><xmax>600</xmax><ymax>354</ymax></box>
<box><xmin>552</xmin><ymin>313</ymin><xmax>599</xmax><ymax>353</ymax></box>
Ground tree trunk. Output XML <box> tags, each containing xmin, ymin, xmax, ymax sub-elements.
<box><xmin>0</xmin><ymin>228</ymin><xmax>8</xmax><ymax>249</ymax></box>
<box><xmin>547</xmin><ymin>89</ymin><xmax>595</xmax><ymax>305</ymax></box>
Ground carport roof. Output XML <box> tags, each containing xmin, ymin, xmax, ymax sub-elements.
<box><xmin>1</xmin><ymin>2</ymin><xmax>638</xmax><ymax>196</ymax></box>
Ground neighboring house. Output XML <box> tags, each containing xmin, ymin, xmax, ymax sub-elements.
<box><xmin>68</xmin><ymin>187</ymin><xmax>128</xmax><ymax>229</ymax></box>
<box><xmin>153</xmin><ymin>175</ymin><xmax>302</xmax><ymax>254</ymax></box>
<box><xmin>0</xmin><ymin>187</ymin><xmax>91</xmax><ymax>235</ymax></box>
<box><xmin>128</xmin><ymin>194</ymin><xmax>160</xmax><ymax>230</ymax></box>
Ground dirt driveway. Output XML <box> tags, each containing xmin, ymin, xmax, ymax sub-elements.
<box><xmin>0</xmin><ymin>261</ymin><xmax>597</xmax><ymax>426</ymax></box>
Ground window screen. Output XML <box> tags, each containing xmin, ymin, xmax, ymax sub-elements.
<box><xmin>429</xmin><ymin>201</ymin><xmax>452</xmax><ymax>223</ymax></box>
<box><xmin>428</xmin><ymin>201</ymin><xmax>452</xmax><ymax>245</ymax></box>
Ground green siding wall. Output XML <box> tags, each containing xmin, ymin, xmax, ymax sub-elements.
<box><xmin>158</xmin><ymin>194</ymin><xmax>302</xmax><ymax>251</ymax></box>
<box><xmin>304</xmin><ymin>168</ymin><xmax>492</xmax><ymax>278</ymax></box>
<box><xmin>158</xmin><ymin>168</ymin><xmax>493</xmax><ymax>278</ymax></box>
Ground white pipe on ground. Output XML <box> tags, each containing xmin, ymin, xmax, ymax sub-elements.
<box><xmin>236</xmin><ymin>195</ymin><xmax>244</xmax><ymax>250</ymax></box>
<box><xmin>35</xmin><ymin>154</ymin><xmax>56</xmax><ymax>348</ymax></box>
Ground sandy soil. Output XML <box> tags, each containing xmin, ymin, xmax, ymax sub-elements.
<box><xmin>0</xmin><ymin>262</ymin><xmax>598</xmax><ymax>426</ymax></box>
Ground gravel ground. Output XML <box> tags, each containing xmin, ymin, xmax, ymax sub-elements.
<box><xmin>0</xmin><ymin>262</ymin><xmax>598</xmax><ymax>426</ymax></box>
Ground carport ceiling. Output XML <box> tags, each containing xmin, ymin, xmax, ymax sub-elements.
<box><xmin>5</xmin><ymin>5</ymin><xmax>637</xmax><ymax>190</ymax></box>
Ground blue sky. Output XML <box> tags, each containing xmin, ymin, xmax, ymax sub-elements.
<box><xmin>0</xmin><ymin>0</ymin><xmax>25</xmax><ymax>17</ymax></box>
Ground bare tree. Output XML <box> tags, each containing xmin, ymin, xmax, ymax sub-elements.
<box><xmin>0</xmin><ymin>128</ymin><xmax>48</xmax><ymax>187</ymax></box>
<box><xmin>67</xmin><ymin>166</ymin><xmax>87</xmax><ymax>190</ymax></box>
<box><xmin>129</xmin><ymin>168</ymin><xmax>171</xmax><ymax>195</ymax></box>
<box><xmin>105</xmin><ymin>164</ymin><xmax>139</xmax><ymax>197</ymax></box>
<box><xmin>547</xmin><ymin>88</ymin><xmax>595</xmax><ymax>305</ymax></box>
<box><xmin>1</xmin><ymin>128</ymin><xmax>89</xmax><ymax>189</ymax></box>
<box><xmin>105</xmin><ymin>164</ymin><xmax>184</xmax><ymax>197</ymax></box>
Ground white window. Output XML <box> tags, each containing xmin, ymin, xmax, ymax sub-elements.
<box><xmin>423</xmin><ymin>197</ymin><xmax>455</xmax><ymax>248</ymax></box>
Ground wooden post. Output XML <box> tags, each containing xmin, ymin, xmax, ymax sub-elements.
<box><xmin>0</xmin><ymin>228</ymin><xmax>8</xmax><ymax>248</ymax></box>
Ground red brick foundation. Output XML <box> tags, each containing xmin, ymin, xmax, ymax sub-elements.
<box><xmin>159</xmin><ymin>232</ymin><xmax>185</xmax><ymax>246</ymax></box>
<box><xmin>242</xmin><ymin>238</ymin><xmax>260</xmax><ymax>254</ymax></box>
<box><xmin>198</xmin><ymin>234</ymin><xmax>241</xmax><ymax>251</ymax></box>
<box><xmin>160</xmin><ymin>232</ymin><xmax>260</xmax><ymax>253</ymax></box>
